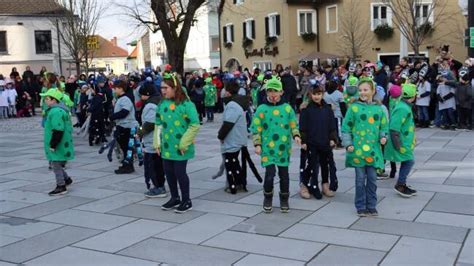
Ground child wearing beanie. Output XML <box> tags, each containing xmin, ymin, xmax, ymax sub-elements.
<box><xmin>385</xmin><ymin>83</ymin><xmax>417</xmax><ymax>197</ymax></box>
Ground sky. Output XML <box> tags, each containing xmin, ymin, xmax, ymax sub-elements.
<box><xmin>95</xmin><ymin>0</ymin><xmax>147</xmax><ymax>51</ymax></box>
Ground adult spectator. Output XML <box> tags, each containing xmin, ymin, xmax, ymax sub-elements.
<box><xmin>10</xmin><ymin>67</ymin><xmax>19</xmax><ymax>79</ymax></box>
<box><xmin>22</xmin><ymin>66</ymin><xmax>34</xmax><ymax>80</ymax></box>
<box><xmin>280</xmin><ymin>67</ymin><xmax>298</xmax><ymax>111</ymax></box>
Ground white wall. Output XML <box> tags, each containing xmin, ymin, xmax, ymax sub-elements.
<box><xmin>0</xmin><ymin>15</ymin><xmax>72</xmax><ymax>76</ymax></box>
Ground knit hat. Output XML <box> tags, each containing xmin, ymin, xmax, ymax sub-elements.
<box><xmin>345</xmin><ymin>85</ymin><xmax>358</xmax><ymax>96</ymax></box>
<box><xmin>164</xmin><ymin>64</ymin><xmax>172</xmax><ymax>71</ymax></box>
<box><xmin>348</xmin><ymin>75</ymin><xmax>358</xmax><ymax>86</ymax></box>
<box><xmin>138</xmin><ymin>82</ymin><xmax>156</xmax><ymax>96</ymax></box>
<box><xmin>257</xmin><ymin>74</ymin><xmax>264</xmax><ymax>82</ymax></box>
<box><xmin>388</xmin><ymin>85</ymin><xmax>401</xmax><ymax>98</ymax></box>
<box><xmin>402</xmin><ymin>83</ymin><xmax>417</xmax><ymax>98</ymax></box>
<box><xmin>40</xmin><ymin>89</ymin><xmax>63</xmax><ymax>101</ymax></box>
<box><xmin>96</xmin><ymin>76</ymin><xmax>106</xmax><ymax>84</ymax></box>
<box><xmin>265</xmin><ymin>76</ymin><xmax>283</xmax><ymax>91</ymax></box>
<box><xmin>204</xmin><ymin>77</ymin><xmax>212</xmax><ymax>84</ymax></box>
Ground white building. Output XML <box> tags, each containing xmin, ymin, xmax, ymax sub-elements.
<box><xmin>148</xmin><ymin>1</ymin><xmax>221</xmax><ymax>72</ymax></box>
<box><xmin>0</xmin><ymin>0</ymin><xmax>73</xmax><ymax>77</ymax></box>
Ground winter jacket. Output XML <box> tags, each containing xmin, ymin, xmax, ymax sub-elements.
<box><xmin>218</xmin><ymin>95</ymin><xmax>249</xmax><ymax>153</ymax></box>
<box><xmin>300</xmin><ymin>101</ymin><xmax>337</xmax><ymax>151</ymax></box>
<box><xmin>139</xmin><ymin>95</ymin><xmax>161</xmax><ymax>153</ymax></box>
<box><xmin>384</xmin><ymin>100</ymin><xmax>415</xmax><ymax>162</ymax></box>
<box><xmin>446</xmin><ymin>81</ymin><xmax>472</xmax><ymax>109</ymax></box>
<box><xmin>44</xmin><ymin>102</ymin><xmax>74</xmax><ymax>161</ymax></box>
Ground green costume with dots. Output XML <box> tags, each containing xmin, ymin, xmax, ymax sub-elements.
<box><xmin>250</xmin><ymin>103</ymin><xmax>299</xmax><ymax>167</ymax></box>
<box><xmin>154</xmin><ymin>99</ymin><xmax>200</xmax><ymax>161</ymax></box>
<box><xmin>43</xmin><ymin>104</ymin><xmax>75</xmax><ymax>161</ymax></box>
<box><xmin>341</xmin><ymin>101</ymin><xmax>388</xmax><ymax>169</ymax></box>
<box><xmin>384</xmin><ymin>100</ymin><xmax>415</xmax><ymax>162</ymax></box>
<box><xmin>203</xmin><ymin>84</ymin><xmax>217</xmax><ymax>107</ymax></box>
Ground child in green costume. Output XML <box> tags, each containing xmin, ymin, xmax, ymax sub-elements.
<box><xmin>203</xmin><ymin>77</ymin><xmax>217</xmax><ymax>122</ymax></box>
<box><xmin>40</xmin><ymin>89</ymin><xmax>75</xmax><ymax>196</ymax></box>
<box><xmin>342</xmin><ymin>78</ymin><xmax>388</xmax><ymax>217</ymax></box>
<box><xmin>385</xmin><ymin>83</ymin><xmax>418</xmax><ymax>198</ymax></box>
<box><xmin>154</xmin><ymin>74</ymin><xmax>200</xmax><ymax>213</ymax></box>
<box><xmin>250</xmin><ymin>76</ymin><xmax>301</xmax><ymax>213</ymax></box>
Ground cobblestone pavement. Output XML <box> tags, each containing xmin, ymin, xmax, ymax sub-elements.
<box><xmin>0</xmin><ymin>114</ymin><xmax>473</xmax><ymax>265</ymax></box>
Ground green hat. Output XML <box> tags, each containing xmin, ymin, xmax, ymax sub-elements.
<box><xmin>257</xmin><ymin>74</ymin><xmax>264</xmax><ymax>82</ymax></box>
<box><xmin>402</xmin><ymin>83</ymin><xmax>417</xmax><ymax>98</ymax></box>
<box><xmin>265</xmin><ymin>76</ymin><xmax>283</xmax><ymax>91</ymax></box>
<box><xmin>204</xmin><ymin>77</ymin><xmax>212</xmax><ymax>83</ymax></box>
<box><xmin>40</xmin><ymin>89</ymin><xmax>63</xmax><ymax>101</ymax></box>
<box><xmin>348</xmin><ymin>75</ymin><xmax>359</xmax><ymax>86</ymax></box>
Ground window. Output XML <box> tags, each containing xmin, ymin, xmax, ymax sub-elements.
<box><xmin>326</xmin><ymin>5</ymin><xmax>338</xmax><ymax>33</ymax></box>
<box><xmin>298</xmin><ymin>10</ymin><xmax>316</xmax><ymax>35</ymax></box>
<box><xmin>243</xmin><ymin>19</ymin><xmax>255</xmax><ymax>39</ymax></box>
<box><xmin>223</xmin><ymin>24</ymin><xmax>234</xmax><ymax>43</ymax></box>
<box><xmin>0</xmin><ymin>31</ymin><xmax>7</xmax><ymax>53</ymax></box>
<box><xmin>210</xmin><ymin>36</ymin><xmax>220</xmax><ymax>51</ymax></box>
<box><xmin>415</xmin><ymin>3</ymin><xmax>433</xmax><ymax>26</ymax></box>
<box><xmin>34</xmin><ymin>30</ymin><xmax>52</xmax><ymax>54</ymax></box>
<box><xmin>233</xmin><ymin>0</ymin><xmax>244</xmax><ymax>4</ymax></box>
<box><xmin>124</xmin><ymin>63</ymin><xmax>129</xmax><ymax>71</ymax></box>
<box><xmin>105</xmin><ymin>64</ymin><xmax>111</xmax><ymax>72</ymax></box>
<box><xmin>265</xmin><ymin>13</ymin><xmax>280</xmax><ymax>37</ymax></box>
<box><xmin>371</xmin><ymin>4</ymin><xmax>392</xmax><ymax>30</ymax></box>
<box><xmin>253</xmin><ymin>61</ymin><xmax>272</xmax><ymax>71</ymax></box>
<box><xmin>91</xmin><ymin>64</ymin><xmax>96</xmax><ymax>69</ymax></box>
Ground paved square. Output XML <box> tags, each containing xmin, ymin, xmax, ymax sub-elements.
<box><xmin>0</xmin><ymin>116</ymin><xmax>473</xmax><ymax>265</ymax></box>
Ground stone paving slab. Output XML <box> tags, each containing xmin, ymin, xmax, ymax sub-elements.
<box><xmin>425</xmin><ymin>193</ymin><xmax>474</xmax><ymax>215</ymax></box>
<box><xmin>235</xmin><ymin>254</ymin><xmax>305</xmax><ymax>266</ymax></box>
<box><xmin>108</xmin><ymin>203</ymin><xmax>205</xmax><ymax>224</ymax></box>
<box><xmin>0</xmin><ymin>226</ymin><xmax>101</xmax><ymax>264</ymax></box>
<box><xmin>118</xmin><ymin>238</ymin><xmax>246</xmax><ymax>265</ymax></box>
<box><xmin>458</xmin><ymin>231</ymin><xmax>474</xmax><ymax>265</ymax></box>
<box><xmin>189</xmin><ymin>199</ymin><xmax>263</xmax><ymax>217</ymax></box>
<box><xmin>0</xmin><ymin>235</ymin><xmax>22</xmax><ymax>248</ymax></box>
<box><xmin>380</xmin><ymin>236</ymin><xmax>461</xmax><ymax>265</ymax></box>
<box><xmin>0</xmin><ymin>201</ymin><xmax>32</xmax><ymax>214</ymax></box>
<box><xmin>39</xmin><ymin>209</ymin><xmax>136</xmax><ymax>230</ymax></box>
<box><xmin>415</xmin><ymin>211</ymin><xmax>474</xmax><ymax>229</ymax></box>
<box><xmin>300</xmin><ymin>202</ymin><xmax>359</xmax><ymax>228</ymax></box>
<box><xmin>203</xmin><ymin>230</ymin><xmax>326</xmax><ymax>261</ymax></box>
<box><xmin>74</xmin><ymin>192</ymin><xmax>145</xmax><ymax>213</ymax></box>
<box><xmin>5</xmin><ymin>196</ymin><xmax>94</xmax><ymax>219</ymax></box>
<box><xmin>307</xmin><ymin>245</ymin><xmax>386</xmax><ymax>265</ymax></box>
<box><xmin>0</xmin><ymin>217</ymin><xmax>63</xmax><ymax>238</ymax></box>
<box><xmin>0</xmin><ymin>190</ymin><xmax>57</xmax><ymax>205</ymax></box>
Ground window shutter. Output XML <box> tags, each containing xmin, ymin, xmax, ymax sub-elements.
<box><xmin>223</xmin><ymin>26</ymin><xmax>227</xmax><ymax>43</ymax></box>
<box><xmin>265</xmin><ymin>16</ymin><xmax>269</xmax><ymax>37</ymax></box>
<box><xmin>251</xmin><ymin>20</ymin><xmax>255</xmax><ymax>39</ymax></box>
<box><xmin>243</xmin><ymin>22</ymin><xmax>247</xmax><ymax>39</ymax></box>
<box><xmin>233</xmin><ymin>0</ymin><xmax>237</xmax><ymax>4</ymax></box>
<box><xmin>231</xmin><ymin>25</ymin><xmax>234</xmax><ymax>42</ymax></box>
<box><xmin>276</xmin><ymin>14</ymin><xmax>281</xmax><ymax>36</ymax></box>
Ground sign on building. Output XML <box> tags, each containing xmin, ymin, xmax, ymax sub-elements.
<box><xmin>87</xmin><ymin>36</ymin><xmax>99</xmax><ymax>50</ymax></box>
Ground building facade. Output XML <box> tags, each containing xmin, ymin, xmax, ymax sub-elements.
<box><xmin>88</xmin><ymin>36</ymin><xmax>129</xmax><ymax>75</ymax></box>
<box><xmin>0</xmin><ymin>0</ymin><xmax>73</xmax><ymax>76</ymax></box>
<box><xmin>220</xmin><ymin>0</ymin><xmax>468</xmax><ymax>71</ymax></box>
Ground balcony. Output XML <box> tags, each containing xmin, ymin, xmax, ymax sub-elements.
<box><xmin>287</xmin><ymin>0</ymin><xmax>338</xmax><ymax>4</ymax></box>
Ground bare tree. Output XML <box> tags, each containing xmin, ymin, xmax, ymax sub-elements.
<box><xmin>382</xmin><ymin>0</ymin><xmax>450</xmax><ymax>57</ymax></box>
<box><xmin>118</xmin><ymin>0</ymin><xmax>208</xmax><ymax>74</ymax></box>
<box><xmin>337</xmin><ymin>0</ymin><xmax>374</xmax><ymax>60</ymax></box>
<box><xmin>53</xmin><ymin>0</ymin><xmax>105</xmax><ymax>75</ymax></box>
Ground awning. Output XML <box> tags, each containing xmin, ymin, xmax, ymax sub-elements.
<box><xmin>300</xmin><ymin>51</ymin><xmax>341</xmax><ymax>61</ymax></box>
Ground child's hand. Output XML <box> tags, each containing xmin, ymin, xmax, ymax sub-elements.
<box><xmin>330</xmin><ymin>140</ymin><xmax>336</xmax><ymax>147</ymax></box>
<box><xmin>179</xmin><ymin>149</ymin><xmax>186</xmax><ymax>155</ymax></box>
<box><xmin>294</xmin><ymin>136</ymin><xmax>302</xmax><ymax>146</ymax></box>
<box><xmin>380</xmin><ymin>137</ymin><xmax>387</xmax><ymax>145</ymax></box>
<box><xmin>255</xmin><ymin>146</ymin><xmax>262</xmax><ymax>155</ymax></box>
<box><xmin>301</xmin><ymin>144</ymin><xmax>307</xmax><ymax>150</ymax></box>
<box><xmin>156</xmin><ymin>148</ymin><xmax>161</xmax><ymax>156</ymax></box>
<box><xmin>347</xmin><ymin>145</ymin><xmax>354</xmax><ymax>152</ymax></box>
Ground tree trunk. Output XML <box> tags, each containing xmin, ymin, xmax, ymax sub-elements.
<box><xmin>75</xmin><ymin>61</ymin><xmax>81</xmax><ymax>76</ymax></box>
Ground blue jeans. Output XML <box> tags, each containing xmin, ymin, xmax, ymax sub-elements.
<box><xmin>354</xmin><ymin>166</ymin><xmax>377</xmax><ymax>211</ymax></box>
<box><xmin>417</xmin><ymin>106</ymin><xmax>429</xmax><ymax>122</ymax></box>
<box><xmin>441</xmin><ymin>108</ymin><xmax>456</xmax><ymax>126</ymax></box>
<box><xmin>434</xmin><ymin>103</ymin><xmax>442</xmax><ymax>126</ymax></box>
<box><xmin>397</xmin><ymin>160</ymin><xmax>415</xmax><ymax>185</ymax></box>
<box><xmin>206</xmin><ymin>106</ymin><xmax>214</xmax><ymax>121</ymax></box>
<box><xmin>163</xmin><ymin>159</ymin><xmax>190</xmax><ymax>201</ymax></box>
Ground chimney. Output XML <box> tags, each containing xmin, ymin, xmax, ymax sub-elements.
<box><xmin>110</xmin><ymin>37</ymin><xmax>117</xmax><ymax>46</ymax></box>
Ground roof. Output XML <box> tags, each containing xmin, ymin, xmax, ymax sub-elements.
<box><xmin>90</xmin><ymin>35</ymin><xmax>128</xmax><ymax>58</ymax></box>
<box><xmin>128</xmin><ymin>46</ymin><xmax>138</xmax><ymax>59</ymax></box>
<box><xmin>0</xmin><ymin>0</ymin><xmax>71</xmax><ymax>16</ymax></box>
<box><xmin>300</xmin><ymin>51</ymin><xmax>341</xmax><ymax>61</ymax></box>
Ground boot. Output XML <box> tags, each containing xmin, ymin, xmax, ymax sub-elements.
<box><xmin>263</xmin><ymin>190</ymin><xmax>273</xmax><ymax>213</ymax></box>
<box><xmin>279</xmin><ymin>192</ymin><xmax>290</xmax><ymax>213</ymax></box>
<box><xmin>114</xmin><ymin>163</ymin><xmax>134</xmax><ymax>174</ymax></box>
<box><xmin>322</xmin><ymin>183</ymin><xmax>335</xmax><ymax>197</ymax></box>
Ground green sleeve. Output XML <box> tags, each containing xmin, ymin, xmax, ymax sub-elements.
<box><xmin>388</xmin><ymin>107</ymin><xmax>405</xmax><ymax>133</ymax></box>
<box><xmin>179</xmin><ymin>101</ymin><xmax>200</xmax><ymax>150</ymax></box>
<box><xmin>380</xmin><ymin>109</ymin><xmax>389</xmax><ymax>138</ymax></box>
<box><xmin>341</xmin><ymin>106</ymin><xmax>354</xmax><ymax>147</ymax></box>
<box><xmin>153</xmin><ymin>125</ymin><xmax>162</xmax><ymax>149</ymax></box>
<box><xmin>50</xmin><ymin>110</ymin><xmax>65</xmax><ymax>131</ymax></box>
<box><xmin>288</xmin><ymin>105</ymin><xmax>300</xmax><ymax>137</ymax></box>
<box><xmin>155</xmin><ymin>104</ymin><xmax>162</xmax><ymax>125</ymax></box>
<box><xmin>250</xmin><ymin>106</ymin><xmax>263</xmax><ymax>146</ymax></box>
<box><xmin>63</xmin><ymin>94</ymin><xmax>74</xmax><ymax>108</ymax></box>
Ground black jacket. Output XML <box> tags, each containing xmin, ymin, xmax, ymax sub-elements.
<box><xmin>281</xmin><ymin>73</ymin><xmax>298</xmax><ymax>95</ymax></box>
<box><xmin>299</xmin><ymin>100</ymin><xmax>337</xmax><ymax>150</ymax></box>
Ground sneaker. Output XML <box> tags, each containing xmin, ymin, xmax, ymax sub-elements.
<box><xmin>310</xmin><ymin>185</ymin><xmax>322</xmax><ymax>200</ymax></box>
<box><xmin>174</xmin><ymin>200</ymin><xmax>192</xmax><ymax>213</ymax></box>
<box><xmin>299</xmin><ymin>184</ymin><xmax>311</xmax><ymax>199</ymax></box>
<box><xmin>406</xmin><ymin>185</ymin><xmax>417</xmax><ymax>196</ymax></box>
<box><xmin>48</xmin><ymin>185</ymin><xmax>67</xmax><ymax>196</ymax></box>
<box><xmin>322</xmin><ymin>183</ymin><xmax>335</xmax><ymax>197</ymax></box>
<box><xmin>145</xmin><ymin>187</ymin><xmax>167</xmax><ymax>198</ymax></box>
<box><xmin>114</xmin><ymin>164</ymin><xmax>135</xmax><ymax>174</ymax></box>
<box><xmin>368</xmin><ymin>209</ymin><xmax>378</xmax><ymax>216</ymax></box>
<box><xmin>161</xmin><ymin>198</ymin><xmax>181</xmax><ymax>210</ymax></box>
<box><xmin>357</xmin><ymin>209</ymin><xmax>368</xmax><ymax>217</ymax></box>
<box><xmin>263</xmin><ymin>191</ymin><xmax>273</xmax><ymax>213</ymax></box>
<box><xmin>376</xmin><ymin>171</ymin><xmax>389</xmax><ymax>180</ymax></box>
<box><xmin>394</xmin><ymin>184</ymin><xmax>413</xmax><ymax>198</ymax></box>
<box><xmin>64</xmin><ymin>178</ymin><xmax>73</xmax><ymax>186</ymax></box>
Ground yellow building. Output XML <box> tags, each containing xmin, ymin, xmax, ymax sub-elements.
<box><xmin>220</xmin><ymin>0</ymin><xmax>468</xmax><ymax>70</ymax></box>
<box><xmin>88</xmin><ymin>35</ymin><xmax>129</xmax><ymax>75</ymax></box>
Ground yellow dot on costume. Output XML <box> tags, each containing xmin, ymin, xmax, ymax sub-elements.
<box><xmin>365</xmin><ymin>157</ymin><xmax>374</xmax><ymax>163</ymax></box>
<box><xmin>411</xmin><ymin>144</ymin><xmax>415</xmax><ymax>149</ymax></box>
<box><xmin>257</xmin><ymin>126</ymin><xmax>263</xmax><ymax>132</ymax></box>
<box><xmin>253</xmin><ymin>118</ymin><xmax>261</xmax><ymax>125</ymax></box>
<box><xmin>259</xmin><ymin>113</ymin><xmax>265</xmax><ymax>119</ymax></box>
<box><xmin>285</xmin><ymin>105</ymin><xmax>292</xmax><ymax>113</ymax></box>
<box><xmin>269</xmin><ymin>141</ymin><xmax>275</xmax><ymax>148</ymax></box>
<box><xmin>362</xmin><ymin>145</ymin><xmax>370</xmax><ymax>152</ymax></box>
<box><xmin>174</xmin><ymin>120</ymin><xmax>181</xmax><ymax>126</ymax></box>
<box><xmin>289</xmin><ymin>121</ymin><xmax>296</xmax><ymax>128</ymax></box>
<box><xmin>174</xmin><ymin>145</ymin><xmax>178</xmax><ymax>148</ymax></box>
<box><xmin>164</xmin><ymin>134</ymin><xmax>169</xmax><ymax>139</ymax></box>
<box><xmin>356</xmin><ymin>149</ymin><xmax>362</xmax><ymax>156</ymax></box>
<box><xmin>400</xmin><ymin>147</ymin><xmax>406</xmax><ymax>154</ymax></box>
<box><xmin>351</xmin><ymin>105</ymin><xmax>359</xmax><ymax>113</ymax></box>
<box><xmin>169</xmin><ymin>103</ymin><xmax>176</xmax><ymax>111</ymax></box>
<box><xmin>170</xmin><ymin>129</ymin><xmax>174</xmax><ymax>133</ymax></box>
<box><xmin>282</xmin><ymin>136</ymin><xmax>288</xmax><ymax>142</ymax></box>
<box><xmin>368</xmin><ymin>117</ymin><xmax>375</xmax><ymax>124</ymax></box>
<box><xmin>381</xmin><ymin>117</ymin><xmax>386</xmax><ymax>124</ymax></box>
<box><xmin>164</xmin><ymin>152</ymin><xmax>171</xmax><ymax>158</ymax></box>
<box><xmin>360</xmin><ymin>131</ymin><xmax>366</xmax><ymax>136</ymax></box>
<box><xmin>273</xmin><ymin>109</ymin><xmax>280</xmax><ymax>116</ymax></box>
<box><xmin>353</xmin><ymin>158</ymin><xmax>360</xmax><ymax>164</ymax></box>
<box><xmin>278</xmin><ymin>151</ymin><xmax>283</xmax><ymax>156</ymax></box>
<box><xmin>262</xmin><ymin>156</ymin><xmax>268</xmax><ymax>162</ymax></box>
<box><xmin>409</xmin><ymin>126</ymin><xmax>414</xmax><ymax>132</ymax></box>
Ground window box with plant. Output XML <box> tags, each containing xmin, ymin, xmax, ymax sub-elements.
<box><xmin>417</xmin><ymin>22</ymin><xmax>433</xmax><ymax>37</ymax></box>
<box><xmin>242</xmin><ymin>37</ymin><xmax>253</xmax><ymax>48</ymax></box>
<box><xmin>224</xmin><ymin>42</ymin><xmax>233</xmax><ymax>49</ymax></box>
<box><xmin>301</xmin><ymin>32</ymin><xmax>316</xmax><ymax>42</ymax></box>
<box><xmin>265</xmin><ymin>36</ymin><xmax>278</xmax><ymax>47</ymax></box>
<box><xmin>373</xmin><ymin>23</ymin><xmax>394</xmax><ymax>41</ymax></box>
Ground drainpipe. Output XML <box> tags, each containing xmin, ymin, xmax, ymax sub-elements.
<box><xmin>315</xmin><ymin>7</ymin><xmax>320</xmax><ymax>52</ymax></box>
<box><xmin>56</xmin><ymin>18</ymin><xmax>62</xmax><ymax>75</ymax></box>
